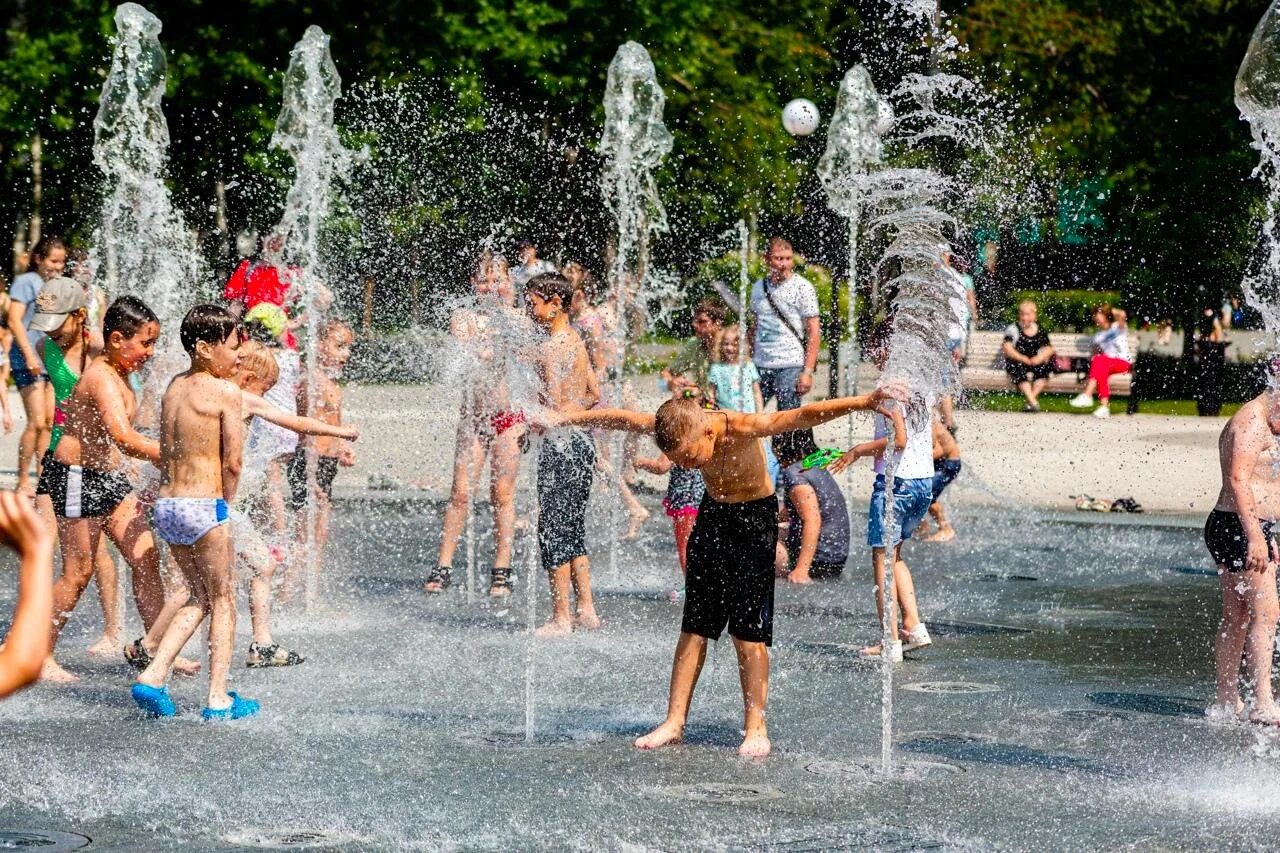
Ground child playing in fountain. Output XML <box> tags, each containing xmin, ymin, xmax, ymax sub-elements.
<box><xmin>0</xmin><ymin>490</ymin><xmax>54</xmax><ymax>698</ymax></box>
<box><xmin>131</xmin><ymin>304</ymin><xmax>254</xmax><ymax>719</ymax></box>
<box><xmin>526</xmin><ymin>272</ymin><xmax>602</xmax><ymax>635</ymax></box>
<box><xmin>36</xmin><ymin>296</ymin><xmax>196</xmax><ymax>683</ymax></box>
<box><xmin>1204</xmin><ymin>387</ymin><xmax>1280</xmax><ymax>725</ymax></box>
<box><xmin>828</xmin><ymin>332</ymin><xmax>931</xmax><ymax>663</ymax></box>
<box><xmin>916</xmin><ymin>412</ymin><xmax>962</xmax><ymax>543</ymax></box>
<box><xmin>235</xmin><ymin>340</ymin><xmax>358</xmax><ymax>666</ymax></box>
<box><xmin>542</xmin><ymin>381</ymin><xmax>905</xmax><ymax>756</ymax></box>
<box><xmin>286</xmin><ymin>319</ymin><xmax>357</xmax><ymax>594</ymax></box>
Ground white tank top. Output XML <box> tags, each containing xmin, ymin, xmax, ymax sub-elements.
<box><xmin>874</xmin><ymin>410</ymin><xmax>934</xmax><ymax>480</ymax></box>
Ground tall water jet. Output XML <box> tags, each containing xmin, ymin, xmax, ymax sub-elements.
<box><xmin>92</xmin><ymin>3</ymin><xmax>203</xmax><ymax>396</ymax></box>
<box><xmin>820</xmin><ymin>64</ymin><xmax>893</xmax><ymax>496</ymax></box>
<box><xmin>269</xmin><ymin>25</ymin><xmax>356</xmax><ymax>611</ymax></box>
<box><xmin>1237</xmin><ymin>0</ymin><xmax>1280</xmax><ymax>346</ymax></box>
<box><xmin>598</xmin><ymin>41</ymin><xmax>672</xmax><ymax>577</ymax></box>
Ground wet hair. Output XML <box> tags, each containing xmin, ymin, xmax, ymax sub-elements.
<box><xmin>515</xmin><ymin>235</ymin><xmax>536</xmax><ymax>251</ymax></box>
<box><xmin>693</xmin><ymin>296</ymin><xmax>729</xmax><ymax>326</ymax></box>
<box><xmin>654</xmin><ymin>395</ymin><xmax>707</xmax><ymax>455</ymax></box>
<box><xmin>238</xmin><ymin>340</ymin><xmax>279</xmax><ymax>388</ymax></box>
<box><xmin>1093</xmin><ymin>303</ymin><xmax>1114</xmax><ymax>323</ymax></box>
<box><xmin>321</xmin><ymin>318</ymin><xmax>354</xmax><ymax>340</ymax></box>
<box><xmin>765</xmin><ymin>236</ymin><xmax>793</xmax><ymax>256</ymax></box>
<box><xmin>772</xmin><ymin>429</ymin><xmax>819</xmax><ymax>467</ymax></box>
<box><xmin>527</xmin><ymin>272</ymin><xmax>575</xmax><ymax>307</ymax></box>
<box><xmin>103</xmin><ymin>295</ymin><xmax>159</xmax><ymax>342</ymax></box>
<box><xmin>27</xmin><ymin>235</ymin><xmax>66</xmax><ymax>272</ymax></box>
<box><xmin>179</xmin><ymin>303</ymin><xmax>238</xmax><ymax>355</ymax></box>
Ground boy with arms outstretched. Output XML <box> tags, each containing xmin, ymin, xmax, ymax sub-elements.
<box><xmin>526</xmin><ymin>273</ymin><xmax>602</xmax><ymax>635</ymax></box>
<box><xmin>131</xmin><ymin>304</ymin><xmax>253</xmax><ymax>719</ymax></box>
<box><xmin>545</xmin><ymin>382</ymin><xmax>905</xmax><ymax>756</ymax></box>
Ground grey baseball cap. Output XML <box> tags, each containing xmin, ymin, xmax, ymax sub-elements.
<box><xmin>28</xmin><ymin>277</ymin><xmax>88</xmax><ymax>333</ymax></box>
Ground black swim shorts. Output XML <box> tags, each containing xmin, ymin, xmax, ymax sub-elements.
<box><xmin>1204</xmin><ymin>508</ymin><xmax>1275</xmax><ymax>572</ymax></box>
<box><xmin>287</xmin><ymin>450</ymin><xmax>340</xmax><ymax>510</ymax></box>
<box><xmin>537</xmin><ymin>431</ymin><xmax>595</xmax><ymax>572</ymax></box>
<box><xmin>683</xmin><ymin>494</ymin><xmax>778</xmax><ymax>646</ymax></box>
<box><xmin>37</xmin><ymin>454</ymin><xmax>133</xmax><ymax>519</ymax></box>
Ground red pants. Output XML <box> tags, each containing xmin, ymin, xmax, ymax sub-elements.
<box><xmin>1089</xmin><ymin>354</ymin><xmax>1131</xmax><ymax>400</ymax></box>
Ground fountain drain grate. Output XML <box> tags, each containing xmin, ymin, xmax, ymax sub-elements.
<box><xmin>1054</xmin><ymin>708</ymin><xmax>1139</xmax><ymax>723</ymax></box>
<box><xmin>900</xmin><ymin>730</ymin><xmax>994</xmax><ymax>744</ymax></box>
<box><xmin>977</xmin><ymin>573</ymin><xmax>1038</xmax><ymax>582</ymax></box>
<box><xmin>655</xmin><ymin>782</ymin><xmax>785</xmax><ymax>804</ymax></box>
<box><xmin>805</xmin><ymin>759</ymin><xmax>964</xmax><ymax>781</ymax></box>
<box><xmin>0</xmin><ymin>831</ymin><xmax>91</xmax><ymax>851</ymax></box>
<box><xmin>902</xmin><ymin>681</ymin><xmax>1000</xmax><ymax>694</ymax></box>
<box><xmin>738</xmin><ymin>826</ymin><xmax>946</xmax><ymax>851</ymax></box>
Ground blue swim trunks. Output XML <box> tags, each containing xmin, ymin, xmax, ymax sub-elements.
<box><xmin>867</xmin><ymin>474</ymin><xmax>933</xmax><ymax>548</ymax></box>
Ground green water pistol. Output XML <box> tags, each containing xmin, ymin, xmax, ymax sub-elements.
<box><xmin>801</xmin><ymin>447</ymin><xmax>845</xmax><ymax>470</ymax></box>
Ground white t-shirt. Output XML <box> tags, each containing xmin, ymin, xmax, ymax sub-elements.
<box><xmin>750</xmin><ymin>274</ymin><xmax>819</xmax><ymax>369</ymax></box>
<box><xmin>511</xmin><ymin>259</ymin><xmax>557</xmax><ymax>292</ymax></box>
<box><xmin>873</xmin><ymin>410</ymin><xmax>934</xmax><ymax>480</ymax></box>
<box><xmin>246</xmin><ymin>348</ymin><xmax>302</xmax><ymax>464</ymax></box>
<box><xmin>1093</xmin><ymin>325</ymin><xmax>1130</xmax><ymax>361</ymax></box>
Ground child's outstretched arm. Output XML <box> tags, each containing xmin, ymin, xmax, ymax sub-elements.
<box><xmin>827</xmin><ymin>438</ymin><xmax>886</xmax><ymax>475</ymax></box>
<box><xmin>731</xmin><ymin>381</ymin><xmax>909</xmax><ymax>439</ymax></box>
<box><xmin>633</xmin><ymin>451</ymin><xmax>673</xmax><ymax>475</ymax></box>
<box><xmin>242</xmin><ymin>393</ymin><xmax>359</xmax><ymax>440</ymax></box>
<box><xmin>0</xmin><ymin>490</ymin><xmax>54</xmax><ymax>698</ymax></box>
<box><xmin>544</xmin><ymin>407</ymin><xmax>656</xmax><ymax>434</ymax></box>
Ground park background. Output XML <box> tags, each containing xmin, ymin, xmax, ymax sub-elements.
<box><xmin>0</xmin><ymin>0</ymin><xmax>1270</xmax><ymax>398</ymax></box>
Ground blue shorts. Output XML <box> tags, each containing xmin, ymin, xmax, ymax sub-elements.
<box><xmin>867</xmin><ymin>474</ymin><xmax>933</xmax><ymax>548</ymax></box>
<box><xmin>932</xmin><ymin>458</ymin><xmax>962</xmax><ymax>500</ymax></box>
<box><xmin>10</xmin><ymin>346</ymin><xmax>44</xmax><ymax>389</ymax></box>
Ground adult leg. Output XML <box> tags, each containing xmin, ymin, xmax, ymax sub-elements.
<box><xmin>774</xmin><ymin>366</ymin><xmax>803</xmax><ymax>411</ymax></box>
<box><xmin>86</xmin><ymin>537</ymin><xmax>123</xmax><ymax>656</ymax></box>
<box><xmin>1029</xmin><ymin>377</ymin><xmax>1049</xmax><ymax>406</ymax></box>
<box><xmin>1016</xmin><ymin>379</ymin><xmax>1035</xmax><ymax>408</ymax></box>
<box><xmin>1212</xmin><ymin>567</ymin><xmax>1249</xmax><ymax>714</ymax></box>
<box><xmin>634</xmin><ymin>631</ymin><xmax>708</xmax><ymax>749</ymax></box>
<box><xmin>40</xmin><ymin>517</ymin><xmax>103</xmax><ymax>682</ymax></box>
<box><xmin>732</xmin><ymin>637</ymin><xmax>771</xmax><ymax>757</ymax></box>
<box><xmin>757</xmin><ymin>367</ymin><xmax>779</xmax><ymax>411</ymax></box>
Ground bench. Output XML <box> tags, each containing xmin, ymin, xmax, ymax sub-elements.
<box><xmin>959</xmin><ymin>330</ymin><xmax>1132</xmax><ymax>398</ymax></box>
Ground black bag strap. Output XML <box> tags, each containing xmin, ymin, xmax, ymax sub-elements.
<box><xmin>761</xmin><ymin>279</ymin><xmax>806</xmax><ymax>345</ymax></box>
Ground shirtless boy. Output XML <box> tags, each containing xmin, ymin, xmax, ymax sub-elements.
<box><xmin>546</xmin><ymin>382</ymin><xmax>905</xmax><ymax>756</ymax></box>
<box><xmin>1204</xmin><ymin>388</ymin><xmax>1280</xmax><ymax>725</ymax></box>
<box><xmin>287</xmin><ymin>320</ymin><xmax>356</xmax><ymax>594</ymax></box>
<box><xmin>37</xmin><ymin>296</ymin><xmax>193</xmax><ymax>683</ymax></box>
<box><xmin>132</xmin><ymin>304</ymin><xmax>254</xmax><ymax>719</ymax></box>
<box><xmin>526</xmin><ymin>272</ymin><xmax>601</xmax><ymax>635</ymax></box>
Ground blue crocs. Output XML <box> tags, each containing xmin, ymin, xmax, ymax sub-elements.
<box><xmin>131</xmin><ymin>683</ymin><xmax>177</xmax><ymax>718</ymax></box>
<box><xmin>201</xmin><ymin>691</ymin><xmax>260</xmax><ymax>721</ymax></box>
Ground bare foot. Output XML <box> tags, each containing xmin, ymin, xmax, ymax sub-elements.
<box><xmin>1205</xmin><ymin>701</ymin><xmax>1244</xmax><ymax>724</ymax></box>
<box><xmin>738</xmin><ymin>728</ymin><xmax>772</xmax><ymax>758</ymax></box>
<box><xmin>924</xmin><ymin>527</ymin><xmax>955</xmax><ymax>543</ymax></box>
<box><xmin>39</xmin><ymin>657</ymin><xmax>79</xmax><ymax>684</ymax></box>
<box><xmin>173</xmin><ymin>656</ymin><xmax>203</xmax><ymax>676</ymax></box>
<box><xmin>622</xmin><ymin>507</ymin><xmax>650</xmax><ymax>541</ymax></box>
<box><xmin>574</xmin><ymin>611</ymin><xmax>603</xmax><ymax>631</ymax></box>
<box><xmin>1250</xmin><ymin>703</ymin><xmax>1280</xmax><ymax>726</ymax></box>
<box><xmin>87</xmin><ymin>635</ymin><xmax>123</xmax><ymax>657</ymax></box>
<box><xmin>787</xmin><ymin>571</ymin><xmax>813</xmax><ymax>585</ymax></box>
<box><xmin>533</xmin><ymin>617</ymin><xmax>573</xmax><ymax>637</ymax></box>
<box><xmin>635</xmin><ymin>719</ymin><xmax>684</xmax><ymax>750</ymax></box>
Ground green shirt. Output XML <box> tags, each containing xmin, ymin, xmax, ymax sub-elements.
<box><xmin>43</xmin><ymin>340</ymin><xmax>78</xmax><ymax>451</ymax></box>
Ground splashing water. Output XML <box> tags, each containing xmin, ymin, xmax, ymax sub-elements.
<box><xmin>269</xmin><ymin>25</ymin><xmax>357</xmax><ymax>611</ymax></box>
<box><xmin>92</xmin><ymin>3</ymin><xmax>204</xmax><ymax>395</ymax></box>
<box><xmin>599</xmin><ymin>41</ymin><xmax>672</xmax><ymax>577</ymax></box>
<box><xmin>1237</xmin><ymin>0</ymin><xmax>1280</xmax><ymax>350</ymax></box>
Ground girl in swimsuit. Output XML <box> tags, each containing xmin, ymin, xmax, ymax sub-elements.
<box><xmin>426</xmin><ymin>254</ymin><xmax>528</xmax><ymax>597</ymax></box>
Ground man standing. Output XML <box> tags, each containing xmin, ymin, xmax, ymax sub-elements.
<box><xmin>749</xmin><ymin>238</ymin><xmax>821</xmax><ymax>411</ymax></box>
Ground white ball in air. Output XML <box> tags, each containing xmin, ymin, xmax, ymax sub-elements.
<box><xmin>782</xmin><ymin>99</ymin><xmax>820</xmax><ymax>136</ymax></box>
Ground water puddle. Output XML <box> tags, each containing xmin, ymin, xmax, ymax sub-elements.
<box><xmin>456</xmin><ymin>731</ymin><xmax>576</xmax><ymax>748</ymax></box>
<box><xmin>222</xmin><ymin>829</ymin><xmax>359</xmax><ymax>849</ymax></box>
<box><xmin>805</xmin><ymin>758</ymin><xmax>965</xmax><ymax>781</ymax></box>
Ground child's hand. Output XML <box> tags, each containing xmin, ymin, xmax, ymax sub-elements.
<box><xmin>338</xmin><ymin>446</ymin><xmax>357</xmax><ymax>467</ymax></box>
<box><xmin>826</xmin><ymin>448</ymin><xmax>860</xmax><ymax>475</ymax></box>
<box><xmin>870</xmin><ymin>381</ymin><xmax>910</xmax><ymax>407</ymax></box>
<box><xmin>2</xmin><ymin>412</ymin><xmax>12</xmax><ymax>435</ymax></box>
<box><xmin>0</xmin><ymin>489</ymin><xmax>51</xmax><ymax>555</ymax></box>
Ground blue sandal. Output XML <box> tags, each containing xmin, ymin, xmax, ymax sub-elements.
<box><xmin>201</xmin><ymin>691</ymin><xmax>260</xmax><ymax>721</ymax></box>
<box><xmin>131</xmin><ymin>683</ymin><xmax>177</xmax><ymax>718</ymax></box>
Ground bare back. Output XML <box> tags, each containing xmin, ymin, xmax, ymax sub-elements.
<box><xmin>1215</xmin><ymin>393</ymin><xmax>1280</xmax><ymax>518</ymax></box>
<box><xmin>159</xmin><ymin>372</ymin><xmax>243</xmax><ymax>501</ymax></box>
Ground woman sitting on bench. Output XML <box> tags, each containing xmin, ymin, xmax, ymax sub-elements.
<box><xmin>1070</xmin><ymin>303</ymin><xmax>1130</xmax><ymax>419</ymax></box>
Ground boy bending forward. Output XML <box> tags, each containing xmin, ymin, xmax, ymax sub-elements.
<box><xmin>548</xmin><ymin>383</ymin><xmax>904</xmax><ymax>756</ymax></box>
